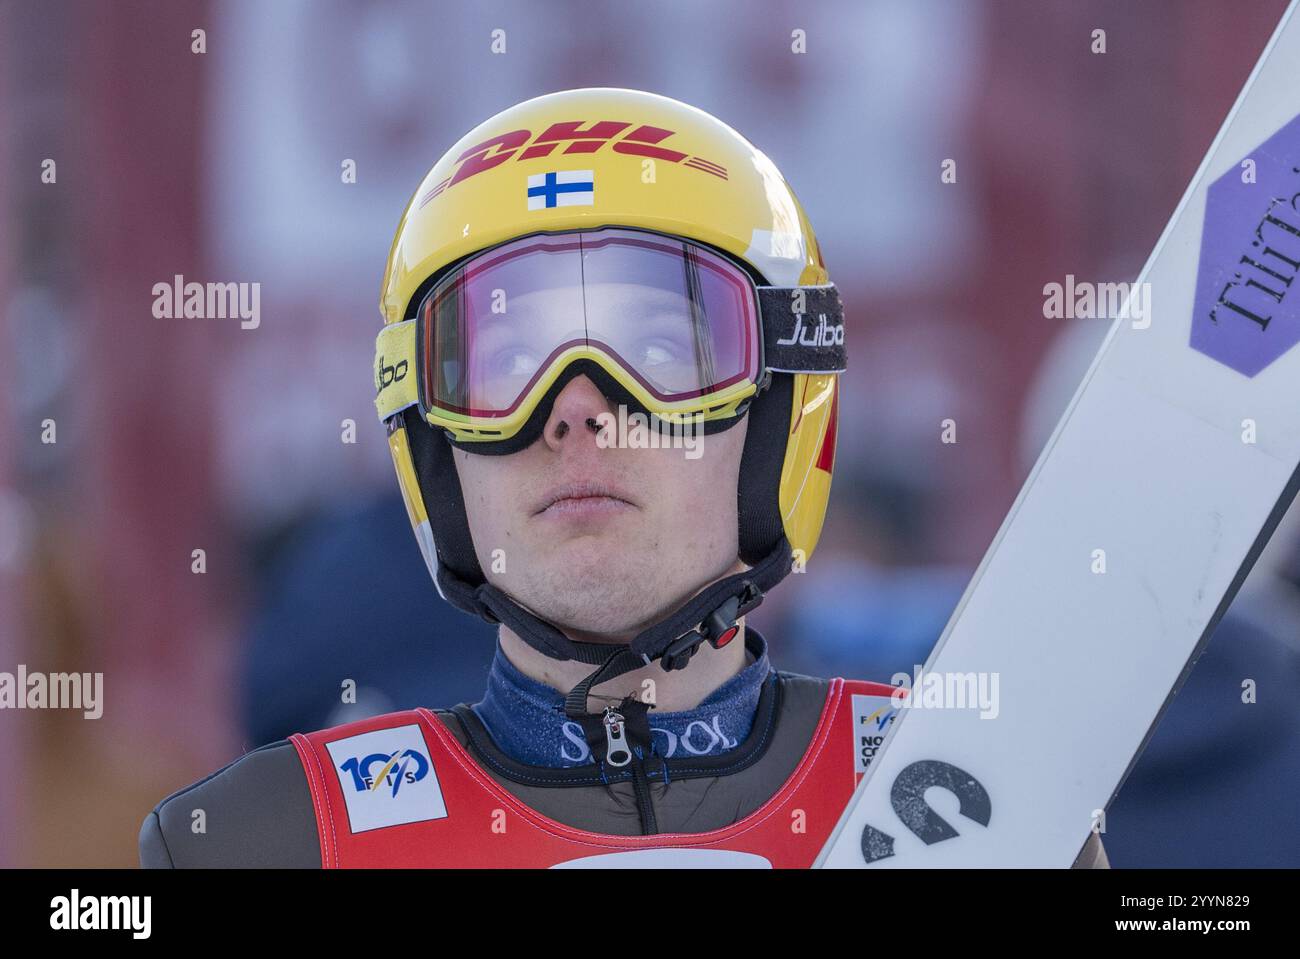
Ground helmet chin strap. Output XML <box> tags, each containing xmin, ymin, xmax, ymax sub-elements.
<box><xmin>446</xmin><ymin>534</ymin><xmax>792</xmax><ymax>718</ymax></box>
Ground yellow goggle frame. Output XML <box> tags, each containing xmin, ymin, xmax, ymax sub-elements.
<box><xmin>374</xmin><ymin>317</ymin><xmax>759</xmax><ymax>441</ymax></box>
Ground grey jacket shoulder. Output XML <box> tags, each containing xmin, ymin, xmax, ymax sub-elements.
<box><xmin>139</xmin><ymin>740</ymin><xmax>320</xmax><ymax>868</ymax></box>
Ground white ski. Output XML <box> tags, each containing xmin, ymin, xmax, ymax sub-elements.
<box><xmin>817</xmin><ymin>0</ymin><xmax>1300</xmax><ymax>867</ymax></box>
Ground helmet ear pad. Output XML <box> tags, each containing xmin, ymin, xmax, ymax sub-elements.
<box><xmin>737</xmin><ymin>372</ymin><xmax>792</xmax><ymax>565</ymax></box>
<box><xmin>400</xmin><ymin>367</ymin><xmax>794</xmax><ymax>595</ymax></box>
<box><xmin>401</xmin><ymin>405</ymin><xmax>483</xmax><ymax>587</ymax></box>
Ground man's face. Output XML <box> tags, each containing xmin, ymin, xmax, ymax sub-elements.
<box><xmin>452</xmin><ymin>373</ymin><xmax>748</xmax><ymax>643</ymax></box>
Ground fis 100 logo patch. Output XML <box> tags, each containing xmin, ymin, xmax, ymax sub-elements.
<box><xmin>325</xmin><ymin>724</ymin><xmax>448</xmax><ymax>833</ymax></box>
<box><xmin>339</xmin><ymin>747</ymin><xmax>429</xmax><ymax>798</ymax></box>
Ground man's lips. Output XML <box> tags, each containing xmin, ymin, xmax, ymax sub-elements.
<box><xmin>533</xmin><ymin>481</ymin><xmax>637</xmax><ymax>518</ymax></box>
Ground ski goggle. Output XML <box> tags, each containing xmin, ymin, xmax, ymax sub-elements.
<box><xmin>374</xmin><ymin>227</ymin><xmax>847</xmax><ymax>443</ymax></box>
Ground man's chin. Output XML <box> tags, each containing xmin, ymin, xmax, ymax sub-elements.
<box><xmin>520</xmin><ymin>597</ymin><xmax>652</xmax><ymax>643</ymax></box>
<box><xmin>507</xmin><ymin>561</ymin><xmax>663</xmax><ymax>638</ymax></box>
<box><xmin>532</xmin><ymin>527</ymin><xmax>637</xmax><ymax>565</ymax></box>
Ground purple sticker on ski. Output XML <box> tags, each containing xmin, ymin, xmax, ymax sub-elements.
<box><xmin>1190</xmin><ymin>113</ymin><xmax>1300</xmax><ymax>376</ymax></box>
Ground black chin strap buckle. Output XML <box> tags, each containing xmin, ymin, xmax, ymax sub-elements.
<box><xmin>659</xmin><ymin>580</ymin><xmax>763</xmax><ymax>672</ymax></box>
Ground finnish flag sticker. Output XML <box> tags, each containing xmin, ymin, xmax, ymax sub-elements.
<box><xmin>527</xmin><ymin>170</ymin><xmax>594</xmax><ymax>210</ymax></box>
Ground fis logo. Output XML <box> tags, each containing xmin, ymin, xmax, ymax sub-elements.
<box><xmin>338</xmin><ymin>748</ymin><xmax>429</xmax><ymax>798</ymax></box>
<box><xmin>420</xmin><ymin>120</ymin><xmax>728</xmax><ymax>206</ymax></box>
<box><xmin>861</xmin><ymin>705</ymin><xmax>897</xmax><ymax>733</ymax></box>
<box><xmin>325</xmin><ymin>725</ymin><xmax>448</xmax><ymax>833</ymax></box>
<box><xmin>851</xmin><ymin>694</ymin><xmax>899</xmax><ymax>774</ymax></box>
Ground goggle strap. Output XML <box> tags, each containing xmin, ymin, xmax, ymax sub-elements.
<box><xmin>373</xmin><ymin>319</ymin><xmax>419</xmax><ymax>421</ymax></box>
<box><xmin>758</xmin><ymin>284</ymin><xmax>848</xmax><ymax>374</ymax></box>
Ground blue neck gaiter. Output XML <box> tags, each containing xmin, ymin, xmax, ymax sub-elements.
<box><xmin>472</xmin><ymin>631</ymin><xmax>771</xmax><ymax>768</ymax></box>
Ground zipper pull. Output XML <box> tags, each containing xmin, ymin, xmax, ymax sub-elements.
<box><xmin>602</xmin><ymin>706</ymin><xmax>632</xmax><ymax>768</ymax></box>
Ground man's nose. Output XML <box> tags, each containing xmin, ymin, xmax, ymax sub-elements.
<box><xmin>542</xmin><ymin>374</ymin><xmax>615</xmax><ymax>451</ymax></box>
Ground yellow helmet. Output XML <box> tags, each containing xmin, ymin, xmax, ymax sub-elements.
<box><xmin>374</xmin><ymin>88</ymin><xmax>844</xmax><ymax>670</ymax></box>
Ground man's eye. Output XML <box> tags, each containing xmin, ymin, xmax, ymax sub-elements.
<box><xmin>492</xmin><ymin>349</ymin><xmax>541</xmax><ymax>378</ymax></box>
<box><xmin>638</xmin><ymin>338</ymin><xmax>685</xmax><ymax>368</ymax></box>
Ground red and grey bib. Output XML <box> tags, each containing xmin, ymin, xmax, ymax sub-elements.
<box><xmin>289</xmin><ymin>678</ymin><xmax>898</xmax><ymax>868</ymax></box>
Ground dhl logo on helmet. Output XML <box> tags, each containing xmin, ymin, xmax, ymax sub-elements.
<box><xmin>419</xmin><ymin>121</ymin><xmax>729</xmax><ymax>207</ymax></box>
